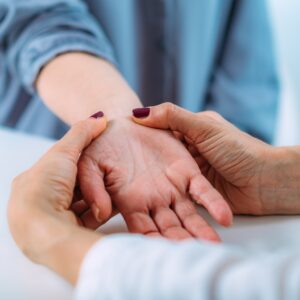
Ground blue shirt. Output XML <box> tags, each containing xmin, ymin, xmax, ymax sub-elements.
<box><xmin>0</xmin><ymin>0</ymin><xmax>279</xmax><ymax>141</ymax></box>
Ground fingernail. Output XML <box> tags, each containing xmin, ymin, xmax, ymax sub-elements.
<box><xmin>90</xmin><ymin>111</ymin><xmax>104</xmax><ymax>119</ymax></box>
<box><xmin>132</xmin><ymin>107</ymin><xmax>150</xmax><ymax>118</ymax></box>
<box><xmin>92</xmin><ymin>203</ymin><xmax>102</xmax><ymax>222</ymax></box>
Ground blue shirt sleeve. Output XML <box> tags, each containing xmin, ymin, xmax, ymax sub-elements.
<box><xmin>0</xmin><ymin>0</ymin><xmax>117</xmax><ymax>94</ymax></box>
<box><xmin>205</xmin><ymin>0</ymin><xmax>280</xmax><ymax>143</ymax></box>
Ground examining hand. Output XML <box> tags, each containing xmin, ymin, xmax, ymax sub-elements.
<box><xmin>8</xmin><ymin>115</ymin><xmax>107</xmax><ymax>284</ymax></box>
<box><xmin>132</xmin><ymin>103</ymin><xmax>300</xmax><ymax>215</ymax></box>
<box><xmin>78</xmin><ymin>118</ymin><xmax>232</xmax><ymax>242</ymax></box>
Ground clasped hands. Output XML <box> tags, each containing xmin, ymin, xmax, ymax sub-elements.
<box><xmin>77</xmin><ymin>112</ymin><xmax>233</xmax><ymax>242</ymax></box>
<box><xmin>10</xmin><ymin>102</ymin><xmax>297</xmax><ymax>283</ymax></box>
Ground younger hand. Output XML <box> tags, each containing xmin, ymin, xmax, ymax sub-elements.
<box><xmin>8</xmin><ymin>115</ymin><xmax>107</xmax><ymax>283</ymax></box>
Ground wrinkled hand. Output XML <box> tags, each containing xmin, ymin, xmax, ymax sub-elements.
<box><xmin>132</xmin><ymin>103</ymin><xmax>284</xmax><ymax>216</ymax></box>
<box><xmin>78</xmin><ymin>118</ymin><xmax>232</xmax><ymax>241</ymax></box>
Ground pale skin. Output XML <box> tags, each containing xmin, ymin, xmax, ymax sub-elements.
<box><xmin>8</xmin><ymin>117</ymin><xmax>108</xmax><ymax>284</ymax></box>
<box><xmin>8</xmin><ymin>104</ymin><xmax>300</xmax><ymax>287</ymax></box>
<box><xmin>37</xmin><ymin>52</ymin><xmax>232</xmax><ymax>241</ymax></box>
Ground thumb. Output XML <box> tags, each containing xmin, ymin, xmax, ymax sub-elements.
<box><xmin>132</xmin><ymin>103</ymin><xmax>221</xmax><ymax>143</ymax></box>
<box><xmin>50</xmin><ymin>112</ymin><xmax>107</xmax><ymax>164</ymax></box>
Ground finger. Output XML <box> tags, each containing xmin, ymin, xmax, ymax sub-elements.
<box><xmin>173</xmin><ymin>199</ymin><xmax>220</xmax><ymax>242</ymax></box>
<box><xmin>79</xmin><ymin>207</ymin><xmax>118</xmax><ymax>230</ymax></box>
<box><xmin>78</xmin><ymin>155</ymin><xmax>112</xmax><ymax>223</ymax></box>
<box><xmin>49</xmin><ymin>113</ymin><xmax>107</xmax><ymax>164</ymax></box>
<box><xmin>189</xmin><ymin>173</ymin><xmax>233</xmax><ymax>227</ymax></box>
<box><xmin>188</xmin><ymin>150</ymin><xmax>212</xmax><ymax>178</ymax></box>
<box><xmin>123</xmin><ymin>211</ymin><xmax>162</xmax><ymax>237</ymax></box>
<box><xmin>145</xmin><ymin>232</ymin><xmax>162</xmax><ymax>238</ymax></box>
<box><xmin>71</xmin><ymin>199</ymin><xmax>89</xmax><ymax>215</ymax></box>
<box><xmin>151</xmin><ymin>206</ymin><xmax>192</xmax><ymax>240</ymax></box>
<box><xmin>80</xmin><ymin>209</ymin><xmax>102</xmax><ymax>230</ymax></box>
<box><xmin>132</xmin><ymin>103</ymin><xmax>220</xmax><ymax>143</ymax></box>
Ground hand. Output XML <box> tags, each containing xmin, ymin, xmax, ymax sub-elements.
<box><xmin>8</xmin><ymin>115</ymin><xmax>107</xmax><ymax>284</ymax></box>
<box><xmin>132</xmin><ymin>103</ymin><xmax>300</xmax><ymax>216</ymax></box>
<box><xmin>78</xmin><ymin>118</ymin><xmax>232</xmax><ymax>242</ymax></box>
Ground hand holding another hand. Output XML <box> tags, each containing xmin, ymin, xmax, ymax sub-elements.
<box><xmin>78</xmin><ymin>117</ymin><xmax>232</xmax><ymax>242</ymax></box>
<box><xmin>10</xmin><ymin>101</ymin><xmax>300</xmax><ymax>289</ymax></box>
<box><xmin>8</xmin><ymin>115</ymin><xmax>107</xmax><ymax>284</ymax></box>
<box><xmin>133</xmin><ymin>103</ymin><xmax>300</xmax><ymax>216</ymax></box>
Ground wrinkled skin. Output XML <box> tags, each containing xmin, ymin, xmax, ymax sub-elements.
<box><xmin>134</xmin><ymin>104</ymin><xmax>279</xmax><ymax>216</ymax></box>
<box><xmin>182</xmin><ymin>112</ymin><xmax>272</xmax><ymax>215</ymax></box>
<box><xmin>78</xmin><ymin>118</ymin><xmax>232</xmax><ymax>241</ymax></box>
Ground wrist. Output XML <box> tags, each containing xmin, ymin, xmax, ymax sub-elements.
<box><xmin>38</xmin><ymin>220</ymin><xmax>102</xmax><ymax>285</ymax></box>
<box><xmin>259</xmin><ymin>146</ymin><xmax>300</xmax><ymax>214</ymax></box>
<box><xmin>37</xmin><ymin>52</ymin><xmax>143</xmax><ymax>124</ymax></box>
<box><xmin>16</xmin><ymin>200</ymin><xmax>103</xmax><ymax>285</ymax></box>
<box><xmin>102</xmin><ymin>93</ymin><xmax>142</xmax><ymax>120</ymax></box>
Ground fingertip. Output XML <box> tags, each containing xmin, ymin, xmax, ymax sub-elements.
<box><xmin>91</xmin><ymin>197</ymin><xmax>112</xmax><ymax>224</ymax></box>
<box><xmin>91</xmin><ymin>203</ymin><xmax>102</xmax><ymax>223</ymax></box>
<box><xmin>97</xmin><ymin>116</ymin><xmax>108</xmax><ymax>132</ymax></box>
<box><xmin>213</xmin><ymin>204</ymin><xmax>233</xmax><ymax>227</ymax></box>
<box><xmin>208</xmin><ymin>232</ymin><xmax>222</xmax><ymax>242</ymax></box>
<box><xmin>131</xmin><ymin>114</ymin><xmax>143</xmax><ymax>125</ymax></box>
<box><xmin>132</xmin><ymin>107</ymin><xmax>150</xmax><ymax>119</ymax></box>
<box><xmin>131</xmin><ymin>107</ymin><xmax>152</xmax><ymax>126</ymax></box>
<box><xmin>89</xmin><ymin>111</ymin><xmax>107</xmax><ymax>126</ymax></box>
<box><xmin>197</xmin><ymin>230</ymin><xmax>221</xmax><ymax>243</ymax></box>
<box><xmin>189</xmin><ymin>174</ymin><xmax>233</xmax><ymax>227</ymax></box>
<box><xmin>88</xmin><ymin>114</ymin><xmax>108</xmax><ymax>137</ymax></box>
<box><xmin>223</xmin><ymin>212</ymin><xmax>234</xmax><ymax>228</ymax></box>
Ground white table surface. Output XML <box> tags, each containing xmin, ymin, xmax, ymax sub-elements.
<box><xmin>1</xmin><ymin>126</ymin><xmax>300</xmax><ymax>300</ymax></box>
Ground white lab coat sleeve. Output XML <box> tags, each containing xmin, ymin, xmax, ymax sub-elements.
<box><xmin>74</xmin><ymin>234</ymin><xmax>300</xmax><ymax>300</ymax></box>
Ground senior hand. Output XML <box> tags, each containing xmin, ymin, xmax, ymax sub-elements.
<box><xmin>8</xmin><ymin>114</ymin><xmax>107</xmax><ymax>284</ymax></box>
<box><xmin>132</xmin><ymin>103</ymin><xmax>300</xmax><ymax>215</ymax></box>
<box><xmin>78</xmin><ymin>117</ymin><xmax>232</xmax><ymax>242</ymax></box>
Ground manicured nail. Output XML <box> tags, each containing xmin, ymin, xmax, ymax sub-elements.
<box><xmin>132</xmin><ymin>107</ymin><xmax>150</xmax><ymax>118</ymax></box>
<box><xmin>90</xmin><ymin>111</ymin><xmax>104</xmax><ymax>119</ymax></box>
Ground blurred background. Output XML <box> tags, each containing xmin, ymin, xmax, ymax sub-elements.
<box><xmin>0</xmin><ymin>0</ymin><xmax>298</xmax><ymax>146</ymax></box>
<box><xmin>269</xmin><ymin>0</ymin><xmax>300</xmax><ymax>146</ymax></box>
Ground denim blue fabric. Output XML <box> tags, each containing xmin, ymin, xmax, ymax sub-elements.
<box><xmin>0</xmin><ymin>0</ymin><xmax>279</xmax><ymax>141</ymax></box>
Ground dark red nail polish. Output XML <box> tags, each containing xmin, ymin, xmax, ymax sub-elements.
<box><xmin>132</xmin><ymin>107</ymin><xmax>150</xmax><ymax>118</ymax></box>
<box><xmin>90</xmin><ymin>111</ymin><xmax>104</xmax><ymax>119</ymax></box>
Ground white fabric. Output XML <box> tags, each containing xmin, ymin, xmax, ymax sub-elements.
<box><xmin>2</xmin><ymin>127</ymin><xmax>300</xmax><ymax>299</ymax></box>
<box><xmin>74</xmin><ymin>234</ymin><xmax>300</xmax><ymax>300</ymax></box>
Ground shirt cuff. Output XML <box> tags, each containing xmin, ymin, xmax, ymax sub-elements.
<box><xmin>18</xmin><ymin>32</ymin><xmax>118</xmax><ymax>94</ymax></box>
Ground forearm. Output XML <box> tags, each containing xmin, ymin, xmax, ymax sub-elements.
<box><xmin>36</xmin><ymin>52</ymin><xmax>142</xmax><ymax>124</ymax></box>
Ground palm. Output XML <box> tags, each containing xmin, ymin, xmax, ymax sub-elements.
<box><xmin>78</xmin><ymin>118</ymin><xmax>231</xmax><ymax>240</ymax></box>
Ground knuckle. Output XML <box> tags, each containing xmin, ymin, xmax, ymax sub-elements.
<box><xmin>163</xmin><ymin>102</ymin><xmax>178</xmax><ymax>122</ymax></box>
<box><xmin>164</xmin><ymin>102</ymin><xmax>176</xmax><ymax>113</ymax></box>
<box><xmin>203</xmin><ymin>111</ymin><xmax>222</xmax><ymax>121</ymax></box>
